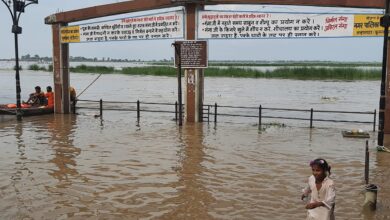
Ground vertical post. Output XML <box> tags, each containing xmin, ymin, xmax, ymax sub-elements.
<box><xmin>310</xmin><ymin>108</ymin><xmax>314</xmax><ymax>129</ymax></box>
<box><xmin>214</xmin><ymin>102</ymin><xmax>217</xmax><ymax>124</ymax></box>
<box><xmin>373</xmin><ymin>109</ymin><xmax>377</xmax><ymax>132</ymax></box>
<box><xmin>208</xmin><ymin>105</ymin><xmax>210</xmax><ymax>123</ymax></box>
<box><xmin>173</xmin><ymin>42</ymin><xmax>183</xmax><ymax>126</ymax></box>
<box><xmin>52</xmin><ymin>23</ymin><xmax>70</xmax><ymax>114</ymax></box>
<box><xmin>10</xmin><ymin>2</ymin><xmax>22</xmax><ymax>120</ymax></box>
<box><xmin>137</xmin><ymin>100</ymin><xmax>140</xmax><ymax>125</ymax></box>
<box><xmin>184</xmin><ymin>3</ymin><xmax>205</xmax><ymax>123</ymax></box>
<box><xmin>175</xmin><ymin>101</ymin><xmax>178</xmax><ymax>122</ymax></box>
<box><xmin>378</xmin><ymin>0</ymin><xmax>390</xmax><ymax>146</ymax></box>
<box><xmin>14</xmin><ymin>31</ymin><xmax>22</xmax><ymax>120</ymax></box>
<box><xmin>99</xmin><ymin>99</ymin><xmax>103</xmax><ymax>118</ymax></box>
<box><xmin>365</xmin><ymin>140</ymin><xmax>369</xmax><ymax>185</ymax></box>
<box><xmin>258</xmin><ymin>105</ymin><xmax>262</xmax><ymax>131</ymax></box>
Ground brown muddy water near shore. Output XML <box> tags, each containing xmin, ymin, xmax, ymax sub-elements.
<box><xmin>0</xmin><ymin>113</ymin><xmax>389</xmax><ymax>219</ymax></box>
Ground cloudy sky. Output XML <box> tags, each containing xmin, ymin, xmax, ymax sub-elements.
<box><xmin>0</xmin><ymin>0</ymin><xmax>385</xmax><ymax>61</ymax></box>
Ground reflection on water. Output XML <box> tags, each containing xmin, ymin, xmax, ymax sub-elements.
<box><xmin>0</xmin><ymin>114</ymin><xmax>389</xmax><ymax>219</ymax></box>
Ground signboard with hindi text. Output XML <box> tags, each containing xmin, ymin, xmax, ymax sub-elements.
<box><xmin>61</xmin><ymin>10</ymin><xmax>184</xmax><ymax>43</ymax></box>
<box><xmin>198</xmin><ymin>11</ymin><xmax>383</xmax><ymax>39</ymax></box>
<box><xmin>174</xmin><ymin>41</ymin><xmax>208</xmax><ymax>68</ymax></box>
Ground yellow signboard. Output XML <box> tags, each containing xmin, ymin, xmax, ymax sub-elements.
<box><xmin>60</xmin><ymin>26</ymin><xmax>81</xmax><ymax>43</ymax></box>
<box><xmin>353</xmin><ymin>14</ymin><xmax>383</xmax><ymax>37</ymax></box>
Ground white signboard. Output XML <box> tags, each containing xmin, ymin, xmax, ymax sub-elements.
<box><xmin>61</xmin><ymin>10</ymin><xmax>184</xmax><ymax>43</ymax></box>
<box><xmin>198</xmin><ymin>11</ymin><xmax>382</xmax><ymax>39</ymax></box>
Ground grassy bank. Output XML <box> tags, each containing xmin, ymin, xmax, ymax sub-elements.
<box><xmin>29</xmin><ymin>64</ymin><xmax>381</xmax><ymax>80</ymax></box>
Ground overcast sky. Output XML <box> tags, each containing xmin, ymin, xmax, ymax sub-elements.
<box><xmin>0</xmin><ymin>0</ymin><xmax>385</xmax><ymax>61</ymax></box>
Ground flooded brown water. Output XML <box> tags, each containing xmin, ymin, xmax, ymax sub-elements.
<box><xmin>0</xmin><ymin>114</ymin><xmax>389</xmax><ymax>219</ymax></box>
<box><xmin>1</xmin><ymin>70</ymin><xmax>390</xmax><ymax>219</ymax></box>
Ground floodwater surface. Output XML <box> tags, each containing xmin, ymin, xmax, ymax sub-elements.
<box><xmin>0</xmin><ymin>70</ymin><xmax>389</xmax><ymax>219</ymax></box>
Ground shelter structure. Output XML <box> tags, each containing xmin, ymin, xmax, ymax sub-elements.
<box><xmin>45</xmin><ymin>0</ymin><xmax>389</xmax><ymax>142</ymax></box>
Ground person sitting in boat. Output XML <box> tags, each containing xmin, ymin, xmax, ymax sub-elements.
<box><xmin>25</xmin><ymin>86</ymin><xmax>47</xmax><ymax>106</ymax></box>
<box><xmin>45</xmin><ymin>86</ymin><xmax>54</xmax><ymax>108</ymax></box>
<box><xmin>70</xmin><ymin>86</ymin><xmax>77</xmax><ymax>106</ymax></box>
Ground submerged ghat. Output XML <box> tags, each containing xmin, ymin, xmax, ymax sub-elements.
<box><xmin>0</xmin><ymin>68</ymin><xmax>389</xmax><ymax>219</ymax></box>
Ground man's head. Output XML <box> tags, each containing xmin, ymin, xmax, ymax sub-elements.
<box><xmin>46</xmin><ymin>86</ymin><xmax>52</xmax><ymax>92</ymax></box>
<box><xmin>35</xmin><ymin>86</ymin><xmax>41</xmax><ymax>93</ymax></box>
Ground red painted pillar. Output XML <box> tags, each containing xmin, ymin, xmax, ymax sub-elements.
<box><xmin>185</xmin><ymin>3</ymin><xmax>204</xmax><ymax>123</ymax></box>
<box><xmin>52</xmin><ymin>23</ymin><xmax>70</xmax><ymax>114</ymax></box>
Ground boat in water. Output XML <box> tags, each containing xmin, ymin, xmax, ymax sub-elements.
<box><xmin>0</xmin><ymin>104</ymin><xmax>54</xmax><ymax>117</ymax></box>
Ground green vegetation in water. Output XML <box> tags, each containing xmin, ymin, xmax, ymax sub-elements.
<box><xmin>28</xmin><ymin>64</ymin><xmax>47</xmax><ymax>71</ymax></box>
<box><xmin>27</xmin><ymin>64</ymin><xmax>54</xmax><ymax>72</ymax></box>
<box><xmin>148</xmin><ymin>61</ymin><xmax>381</xmax><ymax>67</ymax></box>
<box><xmin>121</xmin><ymin>66</ymin><xmax>177</xmax><ymax>76</ymax></box>
<box><xmin>30</xmin><ymin>64</ymin><xmax>381</xmax><ymax>80</ymax></box>
<box><xmin>69</xmin><ymin>65</ymin><xmax>115</xmax><ymax>74</ymax></box>
<box><xmin>259</xmin><ymin>122</ymin><xmax>287</xmax><ymax>132</ymax></box>
<box><xmin>204</xmin><ymin>67</ymin><xmax>380</xmax><ymax>80</ymax></box>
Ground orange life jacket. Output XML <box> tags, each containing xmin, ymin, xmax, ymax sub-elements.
<box><xmin>45</xmin><ymin>92</ymin><xmax>54</xmax><ymax>108</ymax></box>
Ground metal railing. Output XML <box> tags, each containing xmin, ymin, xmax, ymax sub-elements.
<box><xmin>202</xmin><ymin>103</ymin><xmax>377</xmax><ymax>131</ymax></box>
<box><xmin>75</xmin><ymin>99</ymin><xmax>377</xmax><ymax>130</ymax></box>
<box><xmin>76</xmin><ymin>99</ymin><xmax>184</xmax><ymax>125</ymax></box>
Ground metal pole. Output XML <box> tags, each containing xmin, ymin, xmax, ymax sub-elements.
<box><xmin>137</xmin><ymin>100</ymin><xmax>140</xmax><ymax>125</ymax></box>
<box><xmin>178</xmin><ymin>66</ymin><xmax>182</xmax><ymax>126</ymax></box>
<box><xmin>310</xmin><ymin>108</ymin><xmax>314</xmax><ymax>128</ymax></box>
<box><xmin>208</xmin><ymin>105</ymin><xmax>210</xmax><ymax>123</ymax></box>
<box><xmin>364</xmin><ymin>140</ymin><xmax>369</xmax><ymax>185</ymax></box>
<box><xmin>378</xmin><ymin>0</ymin><xmax>390</xmax><ymax>146</ymax></box>
<box><xmin>258</xmin><ymin>105</ymin><xmax>262</xmax><ymax>130</ymax></box>
<box><xmin>214</xmin><ymin>102</ymin><xmax>217</xmax><ymax>124</ymax></box>
<box><xmin>175</xmin><ymin>101</ymin><xmax>178</xmax><ymax>122</ymax></box>
<box><xmin>99</xmin><ymin>99</ymin><xmax>103</xmax><ymax>117</ymax></box>
<box><xmin>172</xmin><ymin>42</ymin><xmax>183</xmax><ymax>126</ymax></box>
<box><xmin>12</xmin><ymin>1</ymin><xmax>22</xmax><ymax>120</ymax></box>
<box><xmin>373</xmin><ymin>109</ymin><xmax>377</xmax><ymax>132</ymax></box>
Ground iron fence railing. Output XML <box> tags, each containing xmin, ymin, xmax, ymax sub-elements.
<box><xmin>75</xmin><ymin>99</ymin><xmax>376</xmax><ymax>130</ymax></box>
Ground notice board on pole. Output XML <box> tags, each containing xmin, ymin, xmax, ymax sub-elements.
<box><xmin>174</xmin><ymin>40</ymin><xmax>208</xmax><ymax>68</ymax></box>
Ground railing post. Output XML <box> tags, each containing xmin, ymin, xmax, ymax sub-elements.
<box><xmin>214</xmin><ymin>102</ymin><xmax>218</xmax><ymax>124</ymax></box>
<box><xmin>99</xmin><ymin>99</ymin><xmax>103</xmax><ymax>118</ymax></box>
<box><xmin>175</xmin><ymin>101</ymin><xmax>178</xmax><ymax>122</ymax></box>
<box><xmin>137</xmin><ymin>100</ymin><xmax>140</xmax><ymax>125</ymax></box>
<box><xmin>365</xmin><ymin>140</ymin><xmax>369</xmax><ymax>184</ymax></box>
<box><xmin>258</xmin><ymin>105</ymin><xmax>262</xmax><ymax>130</ymax></box>
<box><xmin>310</xmin><ymin>108</ymin><xmax>313</xmax><ymax>128</ymax></box>
<box><xmin>373</xmin><ymin>109</ymin><xmax>377</xmax><ymax>132</ymax></box>
<box><xmin>208</xmin><ymin>105</ymin><xmax>210</xmax><ymax>123</ymax></box>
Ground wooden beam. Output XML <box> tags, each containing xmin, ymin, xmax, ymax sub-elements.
<box><xmin>45</xmin><ymin>0</ymin><xmax>182</xmax><ymax>24</ymax></box>
<box><xmin>208</xmin><ymin>0</ymin><xmax>385</xmax><ymax>9</ymax></box>
<box><xmin>45</xmin><ymin>0</ymin><xmax>384</xmax><ymax>25</ymax></box>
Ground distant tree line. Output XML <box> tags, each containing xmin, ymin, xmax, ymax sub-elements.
<box><xmin>3</xmin><ymin>54</ymin><xmax>172</xmax><ymax>63</ymax></box>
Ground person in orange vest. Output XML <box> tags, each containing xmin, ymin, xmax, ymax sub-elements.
<box><xmin>70</xmin><ymin>86</ymin><xmax>77</xmax><ymax>106</ymax></box>
<box><xmin>45</xmin><ymin>86</ymin><xmax>54</xmax><ymax>108</ymax></box>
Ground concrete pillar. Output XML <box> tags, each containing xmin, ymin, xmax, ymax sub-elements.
<box><xmin>52</xmin><ymin>23</ymin><xmax>70</xmax><ymax>114</ymax></box>
<box><xmin>184</xmin><ymin>3</ymin><xmax>204</xmax><ymax>123</ymax></box>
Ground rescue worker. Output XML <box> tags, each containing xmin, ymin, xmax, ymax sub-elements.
<box><xmin>70</xmin><ymin>86</ymin><xmax>77</xmax><ymax>106</ymax></box>
<box><xmin>45</xmin><ymin>86</ymin><xmax>54</xmax><ymax>108</ymax></box>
